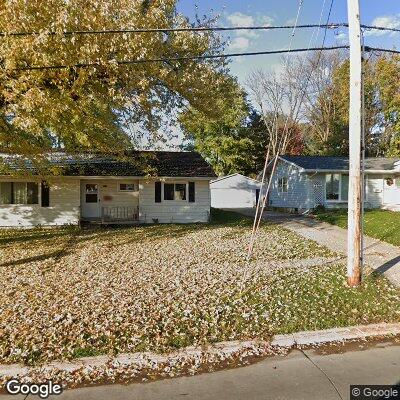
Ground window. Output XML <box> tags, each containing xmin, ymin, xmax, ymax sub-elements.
<box><xmin>163</xmin><ymin>183</ymin><xmax>187</xmax><ymax>201</ymax></box>
<box><xmin>175</xmin><ymin>184</ymin><xmax>186</xmax><ymax>200</ymax></box>
<box><xmin>326</xmin><ymin>174</ymin><xmax>349</xmax><ymax>201</ymax></box>
<box><xmin>325</xmin><ymin>174</ymin><xmax>340</xmax><ymax>200</ymax></box>
<box><xmin>85</xmin><ymin>184</ymin><xmax>98</xmax><ymax>203</ymax></box>
<box><xmin>386</xmin><ymin>177</ymin><xmax>394</xmax><ymax>187</ymax></box>
<box><xmin>119</xmin><ymin>183</ymin><xmax>136</xmax><ymax>192</ymax></box>
<box><xmin>0</xmin><ymin>182</ymin><xmax>39</xmax><ymax>205</ymax></box>
<box><xmin>278</xmin><ymin>177</ymin><xmax>288</xmax><ymax>193</ymax></box>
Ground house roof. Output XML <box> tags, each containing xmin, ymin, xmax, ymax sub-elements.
<box><xmin>211</xmin><ymin>173</ymin><xmax>260</xmax><ymax>184</ymax></box>
<box><xmin>0</xmin><ymin>151</ymin><xmax>217</xmax><ymax>178</ymax></box>
<box><xmin>279</xmin><ymin>155</ymin><xmax>399</xmax><ymax>172</ymax></box>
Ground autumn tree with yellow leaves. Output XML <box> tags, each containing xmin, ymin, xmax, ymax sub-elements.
<box><xmin>0</xmin><ymin>0</ymin><xmax>238</xmax><ymax>164</ymax></box>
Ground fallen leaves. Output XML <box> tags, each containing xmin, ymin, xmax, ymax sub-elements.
<box><xmin>0</xmin><ymin>219</ymin><xmax>398</xmax><ymax>367</ymax></box>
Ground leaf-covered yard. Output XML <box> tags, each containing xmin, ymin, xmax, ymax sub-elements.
<box><xmin>1</xmin><ymin>209</ymin><xmax>399</xmax><ymax>366</ymax></box>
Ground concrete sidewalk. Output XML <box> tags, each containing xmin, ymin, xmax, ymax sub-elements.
<box><xmin>15</xmin><ymin>342</ymin><xmax>399</xmax><ymax>400</ymax></box>
<box><xmin>234</xmin><ymin>208</ymin><xmax>400</xmax><ymax>287</ymax></box>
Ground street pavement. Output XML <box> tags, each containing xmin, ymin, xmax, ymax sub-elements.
<box><xmin>11</xmin><ymin>341</ymin><xmax>398</xmax><ymax>400</ymax></box>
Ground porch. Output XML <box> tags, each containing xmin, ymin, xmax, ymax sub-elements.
<box><xmin>80</xmin><ymin>180</ymin><xmax>140</xmax><ymax>224</ymax></box>
<box><xmin>81</xmin><ymin>206</ymin><xmax>140</xmax><ymax>225</ymax></box>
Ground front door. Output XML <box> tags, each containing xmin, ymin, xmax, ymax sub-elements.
<box><xmin>81</xmin><ymin>182</ymin><xmax>101</xmax><ymax>218</ymax></box>
<box><xmin>383</xmin><ymin>177</ymin><xmax>400</xmax><ymax>205</ymax></box>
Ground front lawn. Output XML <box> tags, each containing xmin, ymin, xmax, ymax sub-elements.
<box><xmin>0</xmin><ymin>209</ymin><xmax>399</xmax><ymax>366</ymax></box>
<box><xmin>314</xmin><ymin>209</ymin><xmax>400</xmax><ymax>247</ymax></box>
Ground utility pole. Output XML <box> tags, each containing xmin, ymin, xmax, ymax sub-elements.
<box><xmin>347</xmin><ymin>0</ymin><xmax>363</xmax><ymax>287</ymax></box>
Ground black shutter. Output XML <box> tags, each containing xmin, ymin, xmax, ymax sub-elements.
<box><xmin>189</xmin><ymin>182</ymin><xmax>195</xmax><ymax>202</ymax></box>
<box><xmin>155</xmin><ymin>181</ymin><xmax>161</xmax><ymax>203</ymax></box>
<box><xmin>41</xmin><ymin>182</ymin><xmax>50</xmax><ymax>207</ymax></box>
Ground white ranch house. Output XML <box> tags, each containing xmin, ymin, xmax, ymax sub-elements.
<box><xmin>267</xmin><ymin>155</ymin><xmax>400</xmax><ymax>213</ymax></box>
<box><xmin>210</xmin><ymin>173</ymin><xmax>261</xmax><ymax>209</ymax></box>
<box><xmin>0</xmin><ymin>151</ymin><xmax>216</xmax><ymax>227</ymax></box>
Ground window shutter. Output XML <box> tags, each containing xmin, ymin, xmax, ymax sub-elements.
<box><xmin>189</xmin><ymin>182</ymin><xmax>195</xmax><ymax>202</ymax></box>
<box><xmin>41</xmin><ymin>182</ymin><xmax>50</xmax><ymax>207</ymax></box>
<box><xmin>155</xmin><ymin>181</ymin><xmax>162</xmax><ymax>203</ymax></box>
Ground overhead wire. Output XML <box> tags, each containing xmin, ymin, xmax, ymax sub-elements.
<box><xmin>4</xmin><ymin>46</ymin><xmax>349</xmax><ymax>71</ymax></box>
<box><xmin>0</xmin><ymin>23</ymin><xmax>347</xmax><ymax>37</ymax></box>
<box><xmin>0</xmin><ymin>23</ymin><xmax>397</xmax><ymax>38</ymax></box>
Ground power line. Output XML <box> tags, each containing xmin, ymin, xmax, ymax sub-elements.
<box><xmin>7</xmin><ymin>46</ymin><xmax>350</xmax><ymax>71</ymax></box>
<box><xmin>361</xmin><ymin>24</ymin><xmax>400</xmax><ymax>33</ymax></box>
<box><xmin>365</xmin><ymin>46</ymin><xmax>400</xmax><ymax>54</ymax></box>
<box><xmin>0</xmin><ymin>22</ymin><xmax>398</xmax><ymax>38</ymax></box>
<box><xmin>3</xmin><ymin>45</ymin><xmax>398</xmax><ymax>72</ymax></box>
<box><xmin>0</xmin><ymin>23</ymin><xmax>348</xmax><ymax>37</ymax></box>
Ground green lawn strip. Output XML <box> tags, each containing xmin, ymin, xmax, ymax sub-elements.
<box><xmin>314</xmin><ymin>209</ymin><xmax>400</xmax><ymax>247</ymax></box>
<box><xmin>264</xmin><ymin>264</ymin><xmax>400</xmax><ymax>334</ymax></box>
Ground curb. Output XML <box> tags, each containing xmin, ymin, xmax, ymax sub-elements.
<box><xmin>271</xmin><ymin>322</ymin><xmax>400</xmax><ymax>347</ymax></box>
<box><xmin>1</xmin><ymin>322</ymin><xmax>399</xmax><ymax>389</ymax></box>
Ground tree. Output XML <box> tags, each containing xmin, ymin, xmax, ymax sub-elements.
<box><xmin>246</xmin><ymin>63</ymin><xmax>306</xmax><ymax>157</ymax></box>
<box><xmin>179</xmin><ymin>85</ymin><xmax>254</xmax><ymax>176</ymax></box>
<box><xmin>0</xmin><ymin>0</ymin><xmax>234</xmax><ymax>168</ymax></box>
<box><xmin>375</xmin><ymin>54</ymin><xmax>400</xmax><ymax>156</ymax></box>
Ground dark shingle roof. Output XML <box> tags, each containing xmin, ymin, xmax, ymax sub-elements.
<box><xmin>280</xmin><ymin>155</ymin><xmax>399</xmax><ymax>171</ymax></box>
<box><xmin>1</xmin><ymin>151</ymin><xmax>217</xmax><ymax>178</ymax></box>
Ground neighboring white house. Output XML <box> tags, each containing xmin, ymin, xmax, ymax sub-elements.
<box><xmin>210</xmin><ymin>173</ymin><xmax>261</xmax><ymax>209</ymax></box>
<box><xmin>267</xmin><ymin>155</ymin><xmax>400</xmax><ymax>212</ymax></box>
<box><xmin>0</xmin><ymin>151</ymin><xmax>216</xmax><ymax>227</ymax></box>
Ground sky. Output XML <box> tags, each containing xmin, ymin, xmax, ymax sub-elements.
<box><xmin>177</xmin><ymin>0</ymin><xmax>400</xmax><ymax>84</ymax></box>
<box><xmin>160</xmin><ymin>1</ymin><xmax>399</xmax><ymax>149</ymax></box>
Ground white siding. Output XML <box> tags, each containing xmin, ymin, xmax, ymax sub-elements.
<box><xmin>81</xmin><ymin>179</ymin><xmax>139</xmax><ymax>211</ymax></box>
<box><xmin>95</xmin><ymin>179</ymin><xmax>139</xmax><ymax>207</ymax></box>
<box><xmin>0</xmin><ymin>178</ymin><xmax>80</xmax><ymax>227</ymax></box>
<box><xmin>269</xmin><ymin>161</ymin><xmax>311</xmax><ymax>210</ymax></box>
<box><xmin>139</xmin><ymin>179</ymin><xmax>211</xmax><ymax>223</ymax></box>
<box><xmin>210</xmin><ymin>174</ymin><xmax>260</xmax><ymax>209</ymax></box>
<box><xmin>365</xmin><ymin>174</ymin><xmax>384</xmax><ymax>209</ymax></box>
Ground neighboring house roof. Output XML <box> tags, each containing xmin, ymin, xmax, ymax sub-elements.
<box><xmin>211</xmin><ymin>173</ymin><xmax>260</xmax><ymax>184</ymax></box>
<box><xmin>277</xmin><ymin>155</ymin><xmax>400</xmax><ymax>172</ymax></box>
<box><xmin>0</xmin><ymin>151</ymin><xmax>217</xmax><ymax>178</ymax></box>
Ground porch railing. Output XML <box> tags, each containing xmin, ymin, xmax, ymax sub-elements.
<box><xmin>101</xmin><ymin>206</ymin><xmax>139</xmax><ymax>222</ymax></box>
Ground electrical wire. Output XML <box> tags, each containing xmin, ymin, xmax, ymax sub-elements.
<box><xmin>361</xmin><ymin>24</ymin><xmax>400</xmax><ymax>33</ymax></box>
<box><xmin>364</xmin><ymin>46</ymin><xmax>400</xmax><ymax>54</ymax></box>
<box><xmin>4</xmin><ymin>45</ymin><xmax>397</xmax><ymax>72</ymax></box>
<box><xmin>0</xmin><ymin>22</ymin><xmax>397</xmax><ymax>38</ymax></box>
<box><xmin>0</xmin><ymin>23</ymin><xmax>348</xmax><ymax>37</ymax></box>
<box><xmin>5</xmin><ymin>46</ymin><xmax>349</xmax><ymax>71</ymax></box>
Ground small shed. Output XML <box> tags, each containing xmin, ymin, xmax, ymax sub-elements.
<box><xmin>210</xmin><ymin>173</ymin><xmax>261</xmax><ymax>209</ymax></box>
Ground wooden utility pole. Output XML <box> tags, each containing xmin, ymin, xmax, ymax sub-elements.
<box><xmin>347</xmin><ymin>0</ymin><xmax>363</xmax><ymax>287</ymax></box>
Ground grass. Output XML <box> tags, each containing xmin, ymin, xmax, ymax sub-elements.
<box><xmin>314</xmin><ymin>209</ymin><xmax>400</xmax><ymax>247</ymax></box>
<box><xmin>0</xmin><ymin>209</ymin><xmax>399</xmax><ymax>365</ymax></box>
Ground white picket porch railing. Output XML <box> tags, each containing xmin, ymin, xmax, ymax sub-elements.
<box><xmin>101</xmin><ymin>206</ymin><xmax>139</xmax><ymax>223</ymax></box>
